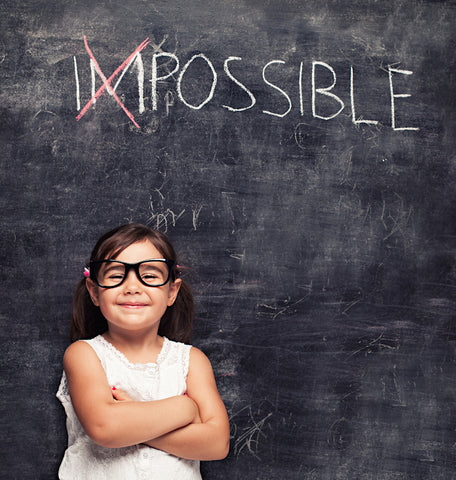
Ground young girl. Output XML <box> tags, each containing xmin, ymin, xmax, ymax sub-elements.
<box><xmin>56</xmin><ymin>223</ymin><xmax>230</xmax><ymax>479</ymax></box>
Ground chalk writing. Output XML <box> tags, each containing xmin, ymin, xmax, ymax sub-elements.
<box><xmin>177</xmin><ymin>54</ymin><xmax>217</xmax><ymax>110</ymax></box>
<box><xmin>74</xmin><ymin>36</ymin><xmax>419</xmax><ymax>131</ymax></box>
<box><xmin>312</xmin><ymin>61</ymin><xmax>345</xmax><ymax>121</ymax></box>
<box><xmin>262</xmin><ymin>60</ymin><xmax>292</xmax><ymax>118</ymax></box>
<box><xmin>388</xmin><ymin>67</ymin><xmax>420</xmax><ymax>131</ymax></box>
<box><xmin>222</xmin><ymin>57</ymin><xmax>256</xmax><ymax>112</ymax></box>
<box><xmin>350</xmin><ymin>66</ymin><xmax>378</xmax><ymax>126</ymax></box>
<box><xmin>73</xmin><ymin>56</ymin><xmax>80</xmax><ymax>111</ymax></box>
<box><xmin>151</xmin><ymin>52</ymin><xmax>178</xmax><ymax>111</ymax></box>
<box><xmin>76</xmin><ymin>36</ymin><xmax>150</xmax><ymax>128</ymax></box>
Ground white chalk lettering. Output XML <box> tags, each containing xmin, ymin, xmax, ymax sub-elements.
<box><xmin>151</xmin><ymin>52</ymin><xmax>179</xmax><ymax>111</ymax></box>
<box><xmin>74</xmin><ymin>38</ymin><xmax>420</xmax><ymax>132</ymax></box>
<box><xmin>90</xmin><ymin>59</ymin><xmax>97</xmax><ymax>106</ymax></box>
<box><xmin>299</xmin><ymin>61</ymin><xmax>304</xmax><ymax>116</ymax></box>
<box><xmin>350</xmin><ymin>66</ymin><xmax>378</xmax><ymax>125</ymax></box>
<box><xmin>129</xmin><ymin>53</ymin><xmax>145</xmax><ymax>114</ymax></box>
<box><xmin>165</xmin><ymin>90</ymin><xmax>175</xmax><ymax>116</ymax></box>
<box><xmin>262</xmin><ymin>60</ymin><xmax>292</xmax><ymax>118</ymax></box>
<box><xmin>222</xmin><ymin>57</ymin><xmax>256</xmax><ymax>112</ymax></box>
<box><xmin>388</xmin><ymin>66</ymin><xmax>419</xmax><ymax>131</ymax></box>
<box><xmin>312</xmin><ymin>61</ymin><xmax>344</xmax><ymax>120</ymax></box>
<box><xmin>74</xmin><ymin>56</ymin><xmax>80</xmax><ymax>111</ymax></box>
<box><xmin>107</xmin><ymin>52</ymin><xmax>146</xmax><ymax>114</ymax></box>
<box><xmin>176</xmin><ymin>53</ymin><xmax>217</xmax><ymax>110</ymax></box>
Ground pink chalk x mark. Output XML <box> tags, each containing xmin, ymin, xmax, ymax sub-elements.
<box><xmin>76</xmin><ymin>36</ymin><xmax>151</xmax><ymax>128</ymax></box>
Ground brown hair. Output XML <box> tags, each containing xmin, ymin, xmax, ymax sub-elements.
<box><xmin>70</xmin><ymin>223</ymin><xmax>194</xmax><ymax>344</ymax></box>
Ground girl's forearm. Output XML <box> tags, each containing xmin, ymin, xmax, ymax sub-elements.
<box><xmin>86</xmin><ymin>395</ymin><xmax>198</xmax><ymax>449</ymax></box>
<box><xmin>64</xmin><ymin>342</ymin><xmax>200</xmax><ymax>449</ymax></box>
<box><xmin>144</xmin><ymin>420</ymin><xmax>230</xmax><ymax>460</ymax></box>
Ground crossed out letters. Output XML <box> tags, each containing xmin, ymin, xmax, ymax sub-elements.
<box><xmin>75</xmin><ymin>36</ymin><xmax>419</xmax><ymax>131</ymax></box>
<box><xmin>76</xmin><ymin>36</ymin><xmax>150</xmax><ymax>128</ymax></box>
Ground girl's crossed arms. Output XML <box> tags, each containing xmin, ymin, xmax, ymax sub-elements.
<box><xmin>64</xmin><ymin>339</ymin><xmax>230</xmax><ymax>460</ymax></box>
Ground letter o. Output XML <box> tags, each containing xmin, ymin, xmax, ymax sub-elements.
<box><xmin>176</xmin><ymin>54</ymin><xmax>217</xmax><ymax>110</ymax></box>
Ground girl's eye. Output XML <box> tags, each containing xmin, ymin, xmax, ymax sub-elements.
<box><xmin>142</xmin><ymin>273</ymin><xmax>163</xmax><ymax>282</ymax></box>
<box><xmin>140</xmin><ymin>267</ymin><xmax>167</xmax><ymax>284</ymax></box>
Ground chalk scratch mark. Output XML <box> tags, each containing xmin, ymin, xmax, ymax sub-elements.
<box><xmin>192</xmin><ymin>204</ymin><xmax>204</xmax><ymax>230</ymax></box>
<box><xmin>258</xmin><ymin>295</ymin><xmax>309</xmax><ymax>321</ymax></box>
<box><xmin>327</xmin><ymin>417</ymin><xmax>350</xmax><ymax>449</ymax></box>
<box><xmin>379</xmin><ymin>364</ymin><xmax>407</xmax><ymax>407</ymax></box>
<box><xmin>147</xmin><ymin>191</ymin><xmax>185</xmax><ymax>232</ymax></box>
<box><xmin>381</xmin><ymin>194</ymin><xmax>414</xmax><ymax>242</ymax></box>
<box><xmin>229</xmin><ymin>250</ymin><xmax>245</xmax><ymax>262</ymax></box>
<box><xmin>347</xmin><ymin>332</ymin><xmax>399</xmax><ymax>359</ymax></box>
<box><xmin>221</xmin><ymin>192</ymin><xmax>236</xmax><ymax>234</ymax></box>
<box><xmin>231</xmin><ymin>407</ymin><xmax>273</xmax><ymax>459</ymax></box>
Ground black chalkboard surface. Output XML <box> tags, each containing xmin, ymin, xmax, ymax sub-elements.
<box><xmin>1</xmin><ymin>0</ymin><xmax>455</xmax><ymax>478</ymax></box>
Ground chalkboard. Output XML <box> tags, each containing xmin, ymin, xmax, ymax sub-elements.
<box><xmin>1</xmin><ymin>0</ymin><xmax>455</xmax><ymax>478</ymax></box>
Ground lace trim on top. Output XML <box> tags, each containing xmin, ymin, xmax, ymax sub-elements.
<box><xmin>57</xmin><ymin>372</ymin><xmax>69</xmax><ymax>401</ymax></box>
<box><xmin>94</xmin><ymin>335</ymin><xmax>171</xmax><ymax>371</ymax></box>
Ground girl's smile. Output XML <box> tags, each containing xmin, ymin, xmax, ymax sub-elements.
<box><xmin>120</xmin><ymin>302</ymin><xmax>148</xmax><ymax>308</ymax></box>
<box><xmin>86</xmin><ymin>240</ymin><xmax>181</xmax><ymax>336</ymax></box>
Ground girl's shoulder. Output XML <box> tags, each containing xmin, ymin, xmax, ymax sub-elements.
<box><xmin>57</xmin><ymin>340</ymin><xmax>98</xmax><ymax>402</ymax></box>
<box><xmin>187</xmin><ymin>346</ymin><xmax>215</xmax><ymax>377</ymax></box>
<box><xmin>65</xmin><ymin>335</ymin><xmax>126</xmax><ymax>367</ymax></box>
<box><xmin>63</xmin><ymin>338</ymin><xmax>102</xmax><ymax>370</ymax></box>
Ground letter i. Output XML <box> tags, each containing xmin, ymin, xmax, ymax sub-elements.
<box><xmin>74</xmin><ymin>56</ymin><xmax>81</xmax><ymax>111</ymax></box>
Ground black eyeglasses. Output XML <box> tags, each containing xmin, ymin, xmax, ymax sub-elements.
<box><xmin>89</xmin><ymin>259</ymin><xmax>175</xmax><ymax>288</ymax></box>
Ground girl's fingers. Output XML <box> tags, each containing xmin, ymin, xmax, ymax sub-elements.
<box><xmin>111</xmin><ymin>386</ymin><xmax>134</xmax><ymax>402</ymax></box>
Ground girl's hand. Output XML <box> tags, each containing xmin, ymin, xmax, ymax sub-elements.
<box><xmin>190</xmin><ymin>402</ymin><xmax>202</xmax><ymax>424</ymax></box>
<box><xmin>143</xmin><ymin>348</ymin><xmax>229</xmax><ymax>460</ymax></box>
<box><xmin>64</xmin><ymin>341</ymin><xmax>199</xmax><ymax>448</ymax></box>
<box><xmin>111</xmin><ymin>387</ymin><xmax>133</xmax><ymax>402</ymax></box>
<box><xmin>184</xmin><ymin>393</ymin><xmax>201</xmax><ymax>424</ymax></box>
<box><xmin>112</xmin><ymin>388</ymin><xmax>201</xmax><ymax>424</ymax></box>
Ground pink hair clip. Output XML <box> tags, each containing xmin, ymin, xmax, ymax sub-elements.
<box><xmin>83</xmin><ymin>267</ymin><xmax>90</xmax><ymax>278</ymax></box>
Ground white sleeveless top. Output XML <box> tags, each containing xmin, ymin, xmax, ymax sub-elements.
<box><xmin>56</xmin><ymin>335</ymin><xmax>201</xmax><ymax>480</ymax></box>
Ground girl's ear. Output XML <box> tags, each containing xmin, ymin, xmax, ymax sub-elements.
<box><xmin>167</xmin><ymin>278</ymin><xmax>182</xmax><ymax>307</ymax></box>
<box><xmin>85</xmin><ymin>278</ymin><xmax>100</xmax><ymax>307</ymax></box>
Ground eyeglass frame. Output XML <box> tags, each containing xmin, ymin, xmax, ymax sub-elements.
<box><xmin>89</xmin><ymin>258</ymin><xmax>175</xmax><ymax>288</ymax></box>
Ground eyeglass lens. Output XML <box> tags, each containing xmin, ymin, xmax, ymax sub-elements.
<box><xmin>96</xmin><ymin>261</ymin><xmax>170</xmax><ymax>287</ymax></box>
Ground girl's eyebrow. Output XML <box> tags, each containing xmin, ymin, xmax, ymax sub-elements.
<box><xmin>140</xmin><ymin>262</ymin><xmax>164</xmax><ymax>268</ymax></box>
<box><xmin>102</xmin><ymin>263</ymin><xmax>125</xmax><ymax>272</ymax></box>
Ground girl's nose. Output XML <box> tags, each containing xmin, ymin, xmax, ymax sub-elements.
<box><xmin>123</xmin><ymin>269</ymin><xmax>141</xmax><ymax>293</ymax></box>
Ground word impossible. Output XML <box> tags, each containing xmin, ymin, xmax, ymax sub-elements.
<box><xmin>74</xmin><ymin>36</ymin><xmax>419</xmax><ymax>131</ymax></box>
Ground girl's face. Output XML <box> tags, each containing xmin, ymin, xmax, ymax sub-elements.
<box><xmin>86</xmin><ymin>240</ymin><xmax>181</xmax><ymax>337</ymax></box>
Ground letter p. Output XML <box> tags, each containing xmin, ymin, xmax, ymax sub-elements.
<box><xmin>151</xmin><ymin>53</ymin><xmax>179</xmax><ymax>111</ymax></box>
